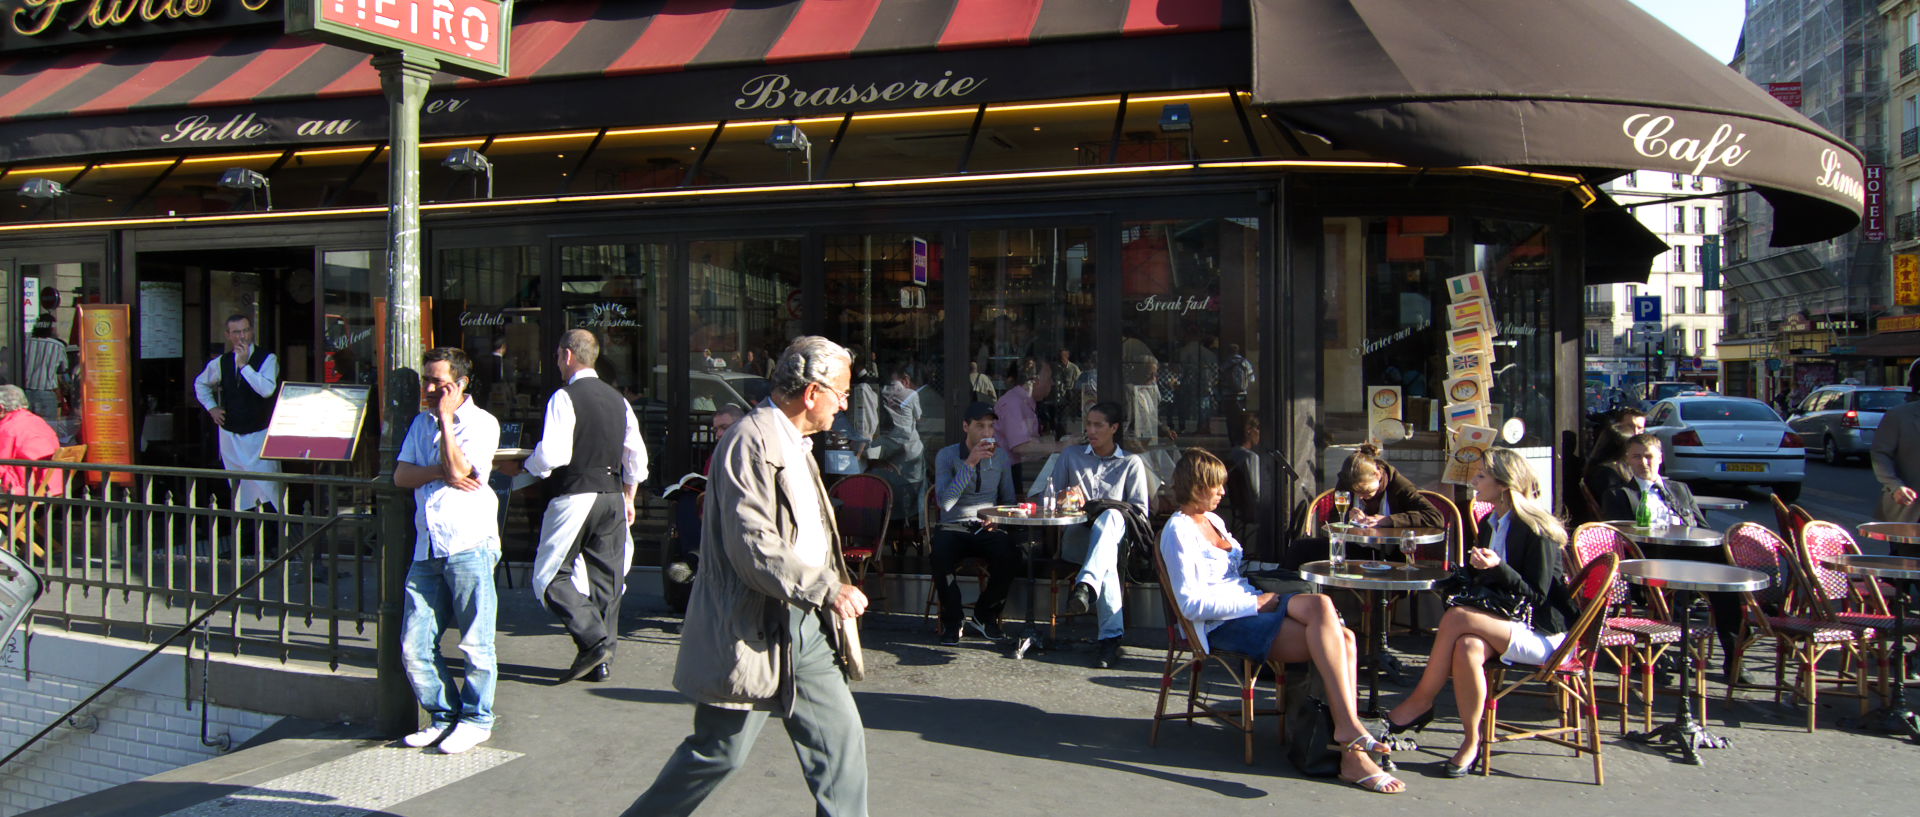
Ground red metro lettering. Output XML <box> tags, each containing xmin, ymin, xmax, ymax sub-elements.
<box><xmin>325</xmin><ymin>0</ymin><xmax>498</xmax><ymax>56</ymax></box>
<box><xmin>735</xmin><ymin>71</ymin><xmax>986</xmax><ymax>112</ymax></box>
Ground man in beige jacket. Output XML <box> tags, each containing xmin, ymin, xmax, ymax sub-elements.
<box><xmin>625</xmin><ymin>336</ymin><xmax>869</xmax><ymax>817</ymax></box>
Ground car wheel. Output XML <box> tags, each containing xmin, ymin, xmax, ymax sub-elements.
<box><xmin>1773</xmin><ymin>482</ymin><xmax>1802</xmax><ymax>503</ymax></box>
<box><xmin>1822</xmin><ymin>436</ymin><xmax>1841</xmax><ymax>466</ymax></box>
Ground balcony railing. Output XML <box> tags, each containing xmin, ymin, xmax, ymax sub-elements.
<box><xmin>1583</xmin><ymin>301</ymin><xmax>1615</xmax><ymax>318</ymax></box>
<box><xmin>1903</xmin><ymin>45</ymin><xmax>1917</xmax><ymax>77</ymax></box>
<box><xmin>1900</xmin><ymin>211</ymin><xmax>1919</xmax><ymax>241</ymax></box>
<box><xmin>1904</xmin><ymin>128</ymin><xmax>1919</xmax><ymax>159</ymax></box>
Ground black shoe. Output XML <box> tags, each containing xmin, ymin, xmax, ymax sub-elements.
<box><xmin>1720</xmin><ymin>664</ymin><xmax>1756</xmax><ymax>688</ymax></box>
<box><xmin>564</xmin><ymin>640</ymin><xmax>614</xmax><ymax>683</ymax></box>
<box><xmin>939</xmin><ymin>627</ymin><xmax>961</xmax><ymax>646</ymax></box>
<box><xmin>1095</xmin><ymin>636</ymin><xmax>1123</xmax><ymax>669</ymax></box>
<box><xmin>665</xmin><ymin>561</ymin><xmax>695</xmax><ymax>585</ymax></box>
<box><xmin>1384</xmin><ymin>704</ymin><xmax>1436</xmax><ymax>735</ymax></box>
<box><xmin>1442</xmin><ymin>760</ymin><xmax>1473</xmax><ymax>778</ymax></box>
<box><xmin>1066</xmin><ymin>582</ymin><xmax>1096</xmax><ymax>616</ymax></box>
<box><xmin>965</xmin><ymin>615</ymin><xmax>1008</xmax><ymax>642</ymax></box>
<box><xmin>587</xmin><ymin>663</ymin><xmax>611</xmax><ymax>683</ymax></box>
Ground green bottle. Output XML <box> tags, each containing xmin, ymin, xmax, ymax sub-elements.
<box><xmin>1634</xmin><ymin>488</ymin><xmax>1654</xmax><ymax>527</ymax></box>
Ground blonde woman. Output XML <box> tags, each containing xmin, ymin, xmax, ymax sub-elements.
<box><xmin>1160</xmin><ymin>448</ymin><xmax>1404</xmax><ymax>794</ymax></box>
<box><xmin>1379</xmin><ymin>448</ymin><xmax>1574</xmax><ymax>777</ymax></box>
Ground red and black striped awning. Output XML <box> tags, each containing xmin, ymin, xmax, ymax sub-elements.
<box><xmin>0</xmin><ymin>0</ymin><xmax>1244</xmax><ymax>125</ymax></box>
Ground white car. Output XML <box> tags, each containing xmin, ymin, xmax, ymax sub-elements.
<box><xmin>1646</xmin><ymin>395</ymin><xmax>1806</xmax><ymax>502</ymax></box>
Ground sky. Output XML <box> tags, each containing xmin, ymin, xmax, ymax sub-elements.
<box><xmin>1629</xmin><ymin>0</ymin><xmax>1746</xmax><ymax>63</ymax></box>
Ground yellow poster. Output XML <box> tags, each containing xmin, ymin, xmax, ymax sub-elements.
<box><xmin>78</xmin><ymin>304</ymin><xmax>133</xmax><ymax>485</ymax></box>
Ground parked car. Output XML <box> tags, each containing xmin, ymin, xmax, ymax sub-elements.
<box><xmin>1646</xmin><ymin>395</ymin><xmax>1806</xmax><ymax>502</ymax></box>
<box><xmin>1787</xmin><ymin>384</ymin><xmax>1912</xmax><ymax>465</ymax></box>
<box><xmin>1633</xmin><ymin>380</ymin><xmax>1703</xmax><ymax>411</ymax></box>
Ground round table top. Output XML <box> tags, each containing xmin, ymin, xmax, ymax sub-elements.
<box><xmin>1603</xmin><ymin>522</ymin><xmax>1725</xmax><ymax>548</ymax></box>
<box><xmin>1858</xmin><ymin>522</ymin><xmax>1920</xmax><ymax>545</ymax></box>
<box><xmin>1618</xmin><ymin>559</ymin><xmax>1769</xmax><ymax>593</ymax></box>
<box><xmin>1299</xmin><ymin>560</ymin><xmax>1453</xmax><ymax>591</ymax></box>
<box><xmin>1324</xmin><ymin>524</ymin><xmax>1448</xmax><ymax>546</ymax></box>
<box><xmin>979</xmin><ymin>507</ymin><xmax>1087</xmax><ymax>527</ymax></box>
<box><xmin>1820</xmin><ymin>553</ymin><xmax>1920</xmax><ymax>581</ymax></box>
<box><xmin>1691</xmin><ymin>495</ymin><xmax>1747</xmax><ymax>511</ymax></box>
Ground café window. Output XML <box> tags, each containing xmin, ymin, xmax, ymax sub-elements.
<box><xmin>1319</xmin><ymin>215</ymin><xmax>1455</xmax><ymax>450</ymax></box>
<box><xmin>435</xmin><ymin>246</ymin><xmax>545</xmax><ymax>434</ymax></box>
<box><xmin>967</xmin><ymin>226</ymin><xmax>1094</xmax><ymax>489</ymax></box>
<box><xmin>1473</xmin><ymin>218</ymin><xmax>1556</xmax><ymax>447</ymax></box>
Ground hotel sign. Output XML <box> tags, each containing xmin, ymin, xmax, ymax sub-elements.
<box><xmin>1</xmin><ymin>0</ymin><xmax>280</xmax><ymax>52</ymax></box>
<box><xmin>288</xmin><ymin>0</ymin><xmax>509</xmax><ymax>79</ymax></box>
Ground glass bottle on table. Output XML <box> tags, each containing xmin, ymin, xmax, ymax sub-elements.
<box><xmin>1041</xmin><ymin>476</ymin><xmax>1057</xmax><ymax>515</ymax></box>
<box><xmin>1635</xmin><ymin>488</ymin><xmax>1654</xmax><ymax>528</ymax></box>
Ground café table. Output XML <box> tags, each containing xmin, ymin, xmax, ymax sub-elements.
<box><xmin>978</xmin><ymin>505</ymin><xmax>1086</xmax><ymax>660</ymax></box>
<box><xmin>1299</xmin><ymin>556</ymin><xmax>1453</xmax><ymax>715</ymax></box>
<box><xmin>1860</xmin><ymin>521</ymin><xmax>1920</xmax><ymax>559</ymax></box>
<box><xmin>1691</xmin><ymin>496</ymin><xmax>1746</xmax><ymax>511</ymax></box>
<box><xmin>1619</xmin><ymin>558</ymin><xmax>1769</xmax><ymax>765</ymax></box>
<box><xmin>1822</xmin><ymin>552</ymin><xmax>1920</xmax><ymax>743</ymax></box>
<box><xmin>1605</xmin><ymin>523</ymin><xmax>1725</xmax><ymax>552</ymax></box>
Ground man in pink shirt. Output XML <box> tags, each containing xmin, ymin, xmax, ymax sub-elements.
<box><xmin>994</xmin><ymin>361</ymin><xmax>1059</xmax><ymax>488</ymax></box>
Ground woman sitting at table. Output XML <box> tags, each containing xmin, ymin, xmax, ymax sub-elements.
<box><xmin>1161</xmin><ymin>448</ymin><xmax>1405</xmax><ymax>795</ymax></box>
<box><xmin>1277</xmin><ymin>445</ymin><xmax>1440</xmax><ymax>570</ymax></box>
<box><xmin>1381</xmin><ymin>447</ymin><xmax>1575</xmax><ymax>777</ymax></box>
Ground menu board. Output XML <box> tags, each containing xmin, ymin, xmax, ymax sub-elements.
<box><xmin>137</xmin><ymin>281</ymin><xmax>184</xmax><ymax>358</ymax></box>
<box><xmin>261</xmin><ymin>382</ymin><xmax>373</xmax><ymax>461</ymax></box>
<box><xmin>77</xmin><ymin>304</ymin><xmax>134</xmax><ymax>484</ymax></box>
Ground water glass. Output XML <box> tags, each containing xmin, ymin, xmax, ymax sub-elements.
<box><xmin>1329</xmin><ymin>535</ymin><xmax>1347</xmax><ymax>570</ymax></box>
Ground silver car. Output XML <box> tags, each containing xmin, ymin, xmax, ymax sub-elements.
<box><xmin>1646</xmin><ymin>395</ymin><xmax>1806</xmax><ymax>502</ymax></box>
<box><xmin>1786</xmin><ymin>385</ymin><xmax>1912</xmax><ymax>465</ymax></box>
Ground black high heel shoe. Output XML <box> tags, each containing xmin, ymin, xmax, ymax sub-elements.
<box><xmin>1385</xmin><ymin>704</ymin><xmax>1436</xmax><ymax>735</ymax></box>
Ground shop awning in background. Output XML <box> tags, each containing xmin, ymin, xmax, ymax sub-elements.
<box><xmin>1834</xmin><ymin>332</ymin><xmax>1920</xmax><ymax>358</ymax></box>
<box><xmin>1250</xmin><ymin>0</ymin><xmax>1866</xmax><ymax>245</ymax></box>
<box><xmin>1584</xmin><ymin>194</ymin><xmax>1670</xmax><ymax>285</ymax></box>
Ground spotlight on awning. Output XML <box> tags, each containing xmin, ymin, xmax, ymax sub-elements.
<box><xmin>442</xmin><ymin>148</ymin><xmax>494</xmax><ymax>198</ymax></box>
<box><xmin>766</xmin><ymin>124</ymin><xmax>810</xmax><ymax>152</ymax></box>
<box><xmin>1159</xmin><ymin>104</ymin><xmax>1193</xmax><ymax>133</ymax></box>
<box><xmin>218</xmin><ymin>168</ymin><xmax>272</xmax><ymax>210</ymax></box>
<box><xmin>17</xmin><ymin>178</ymin><xmax>67</xmax><ymax>200</ymax></box>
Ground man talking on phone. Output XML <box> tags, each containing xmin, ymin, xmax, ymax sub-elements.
<box><xmin>929</xmin><ymin>402</ymin><xmax>1021</xmax><ymax>645</ymax></box>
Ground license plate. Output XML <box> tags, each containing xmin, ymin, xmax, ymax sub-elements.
<box><xmin>1720</xmin><ymin>462</ymin><xmax>1767</xmax><ymax>473</ymax></box>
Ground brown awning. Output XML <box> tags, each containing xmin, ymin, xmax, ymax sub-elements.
<box><xmin>1250</xmin><ymin>0</ymin><xmax>1865</xmax><ymax>245</ymax></box>
<box><xmin>1584</xmin><ymin>192</ymin><xmax>1668</xmax><ymax>285</ymax></box>
<box><xmin>1835</xmin><ymin>332</ymin><xmax>1920</xmax><ymax>358</ymax></box>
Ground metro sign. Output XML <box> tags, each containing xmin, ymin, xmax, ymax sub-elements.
<box><xmin>289</xmin><ymin>0</ymin><xmax>512</xmax><ymax>79</ymax></box>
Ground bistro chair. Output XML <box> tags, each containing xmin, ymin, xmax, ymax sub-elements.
<box><xmin>4</xmin><ymin>445</ymin><xmax>84</xmax><ymax>561</ymax></box>
<box><xmin>1795</xmin><ymin>521</ymin><xmax>1909</xmax><ymax>707</ymax></box>
<box><xmin>1566</xmin><ymin>522</ymin><xmax>1708</xmax><ymax>732</ymax></box>
<box><xmin>920</xmin><ymin>485</ymin><xmax>995</xmax><ymax>631</ymax></box>
<box><xmin>1301</xmin><ymin>488</ymin><xmax>1336</xmax><ymax>536</ymax></box>
<box><xmin>1147</xmin><ymin>544</ymin><xmax>1287</xmax><ymax>765</ymax></box>
<box><xmin>1377</xmin><ymin>489</ymin><xmax>1466</xmax><ymax>637</ymax></box>
<box><xmin>828</xmin><ymin>473</ymin><xmax>893</xmax><ymax>609</ymax></box>
<box><xmin>1479</xmin><ymin>552</ymin><xmax>1617</xmax><ymax>785</ymax></box>
<box><xmin>1721</xmin><ymin>522</ymin><xmax>1872</xmax><ymax>732</ymax></box>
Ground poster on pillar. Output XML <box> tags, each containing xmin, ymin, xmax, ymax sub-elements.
<box><xmin>76</xmin><ymin>305</ymin><xmax>134</xmax><ymax>485</ymax></box>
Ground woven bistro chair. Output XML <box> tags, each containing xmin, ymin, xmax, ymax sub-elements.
<box><xmin>1478</xmin><ymin>552</ymin><xmax>1618</xmax><ymax>785</ymax></box>
<box><xmin>1795</xmin><ymin>521</ymin><xmax>1913</xmax><ymax>708</ymax></box>
<box><xmin>828</xmin><ymin>473</ymin><xmax>893</xmax><ymax>609</ymax></box>
<box><xmin>1721</xmin><ymin>522</ymin><xmax>1873</xmax><ymax>732</ymax></box>
<box><xmin>1566</xmin><ymin>523</ymin><xmax>1709</xmax><ymax>732</ymax></box>
<box><xmin>1147</xmin><ymin>544</ymin><xmax>1287</xmax><ymax>765</ymax></box>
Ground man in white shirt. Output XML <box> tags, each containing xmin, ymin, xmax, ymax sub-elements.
<box><xmin>191</xmin><ymin>314</ymin><xmax>281</xmax><ymax>512</ymax></box>
<box><xmin>512</xmin><ymin>329</ymin><xmax>649</xmax><ymax>683</ymax></box>
<box><xmin>393</xmin><ymin>348</ymin><xmax>501</xmax><ymax>755</ymax></box>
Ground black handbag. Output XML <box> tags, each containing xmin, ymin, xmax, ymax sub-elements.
<box><xmin>1283</xmin><ymin>664</ymin><xmax>1341</xmax><ymax>778</ymax></box>
<box><xmin>1441</xmin><ymin>569</ymin><xmax>1535</xmax><ymax>629</ymax></box>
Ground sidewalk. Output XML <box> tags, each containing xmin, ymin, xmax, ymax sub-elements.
<box><xmin>28</xmin><ymin>583</ymin><xmax>1915</xmax><ymax>817</ymax></box>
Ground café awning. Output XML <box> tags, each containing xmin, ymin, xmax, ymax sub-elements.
<box><xmin>1249</xmin><ymin>0</ymin><xmax>1865</xmax><ymax>245</ymax></box>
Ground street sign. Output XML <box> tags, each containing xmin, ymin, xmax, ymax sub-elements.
<box><xmin>1632</xmin><ymin>295</ymin><xmax>1662</xmax><ymax>323</ymax></box>
<box><xmin>1632</xmin><ymin>321</ymin><xmax>1662</xmax><ymax>345</ymax></box>
<box><xmin>288</xmin><ymin>0</ymin><xmax>512</xmax><ymax>79</ymax></box>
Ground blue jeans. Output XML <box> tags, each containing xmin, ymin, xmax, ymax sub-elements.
<box><xmin>1070</xmin><ymin>509</ymin><xmax>1128</xmax><ymax>640</ymax></box>
<box><xmin>402</xmin><ymin>548</ymin><xmax>500</xmax><ymax>730</ymax></box>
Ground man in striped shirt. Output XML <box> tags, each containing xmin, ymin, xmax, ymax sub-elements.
<box><xmin>22</xmin><ymin>322</ymin><xmax>66</xmax><ymax>423</ymax></box>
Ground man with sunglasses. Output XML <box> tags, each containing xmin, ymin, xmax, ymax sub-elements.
<box><xmin>518</xmin><ymin>329</ymin><xmax>649</xmax><ymax>683</ymax></box>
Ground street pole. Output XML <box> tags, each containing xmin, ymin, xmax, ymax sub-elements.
<box><xmin>373</xmin><ymin>52</ymin><xmax>434</xmax><ymax>738</ymax></box>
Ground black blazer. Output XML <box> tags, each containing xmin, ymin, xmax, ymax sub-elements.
<box><xmin>1599</xmin><ymin>477</ymin><xmax>1705</xmax><ymax>528</ymax></box>
<box><xmin>1469</xmin><ymin>514</ymin><xmax>1574</xmax><ymax>636</ymax></box>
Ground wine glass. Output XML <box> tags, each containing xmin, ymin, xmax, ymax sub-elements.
<box><xmin>1333</xmin><ymin>491</ymin><xmax>1352</xmax><ymax>526</ymax></box>
<box><xmin>1400</xmin><ymin>536</ymin><xmax>1419</xmax><ymax>570</ymax></box>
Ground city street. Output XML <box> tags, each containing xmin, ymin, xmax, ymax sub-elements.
<box><xmin>1668</xmin><ymin>458</ymin><xmax>1885</xmax><ymax>548</ymax></box>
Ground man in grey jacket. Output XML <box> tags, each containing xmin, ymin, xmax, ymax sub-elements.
<box><xmin>625</xmin><ymin>336</ymin><xmax>869</xmax><ymax>817</ymax></box>
<box><xmin>1873</xmin><ymin>371</ymin><xmax>1920</xmax><ymax>524</ymax></box>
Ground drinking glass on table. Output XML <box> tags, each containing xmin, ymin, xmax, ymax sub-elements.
<box><xmin>1399</xmin><ymin>536</ymin><xmax>1418</xmax><ymax>570</ymax></box>
<box><xmin>1333</xmin><ymin>490</ymin><xmax>1352</xmax><ymax>524</ymax></box>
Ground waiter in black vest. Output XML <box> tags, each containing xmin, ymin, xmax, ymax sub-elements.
<box><xmin>517</xmin><ymin>329</ymin><xmax>650</xmax><ymax>683</ymax></box>
<box><xmin>192</xmin><ymin>314</ymin><xmax>282</xmax><ymax>512</ymax></box>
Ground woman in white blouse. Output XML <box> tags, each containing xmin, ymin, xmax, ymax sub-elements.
<box><xmin>1159</xmin><ymin>448</ymin><xmax>1404</xmax><ymax>795</ymax></box>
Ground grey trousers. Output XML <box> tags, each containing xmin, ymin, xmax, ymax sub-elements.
<box><xmin>625</xmin><ymin>605</ymin><xmax>868</xmax><ymax>817</ymax></box>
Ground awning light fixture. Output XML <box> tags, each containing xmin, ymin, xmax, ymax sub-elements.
<box><xmin>766</xmin><ymin>123</ymin><xmax>813</xmax><ymax>181</ymax></box>
<box><xmin>217</xmin><ymin>167</ymin><xmax>272</xmax><ymax>210</ymax></box>
<box><xmin>17</xmin><ymin>178</ymin><xmax>67</xmax><ymax>200</ymax></box>
<box><xmin>442</xmin><ymin>148</ymin><xmax>495</xmax><ymax>198</ymax></box>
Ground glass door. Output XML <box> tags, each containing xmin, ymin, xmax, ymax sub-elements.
<box><xmin>318</xmin><ymin>248</ymin><xmax>383</xmax><ymax>477</ymax></box>
<box><xmin>556</xmin><ymin>240</ymin><xmax>672</xmax><ymax>520</ymax></box>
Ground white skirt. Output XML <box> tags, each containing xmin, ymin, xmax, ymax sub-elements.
<box><xmin>1500</xmin><ymin>620</ymin><xmax>1568</xmax><ymax>666</ymax></box>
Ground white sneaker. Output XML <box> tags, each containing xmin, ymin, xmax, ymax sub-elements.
<box><xmin>436</xmin><ymin>723</ymin><xmax>492</xmax><ymax>754</ymax></box>
<box><xmin>402</xmin><ymin>724</ymin><xmax>448</xmax><ymax>748</ymax></box>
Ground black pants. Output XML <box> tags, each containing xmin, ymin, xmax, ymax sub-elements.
<box><xmin>543</xmin><ymin>491</ymin><xmax>629</xmax><ymax>655</ymax></box>
<box><xmin>931</xmin><ymin>526</ymin><xmax>1022</xmax><ymax>631</ymax></box>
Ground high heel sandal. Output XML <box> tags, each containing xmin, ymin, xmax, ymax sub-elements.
<box><xmin>1329</xmin><ymin>734</ymin><xmax>1393</xmax><ymax>761</ymax></box>
<box><xmin>1335</xmin><ymin>739</ymin><xmax>1405</xmax><ymax>794</ymax></box>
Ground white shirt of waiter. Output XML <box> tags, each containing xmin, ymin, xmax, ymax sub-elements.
<box><xmin>522</xmin><ymin>368</ymin><xmax>649</xmax><ymax>487</ymax></box>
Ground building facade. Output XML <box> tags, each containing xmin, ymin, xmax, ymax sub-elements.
<box><xmin>1587</xmin><ymin>171</ymin><xmax>1727</xmax><ymax>402</ymax></box>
